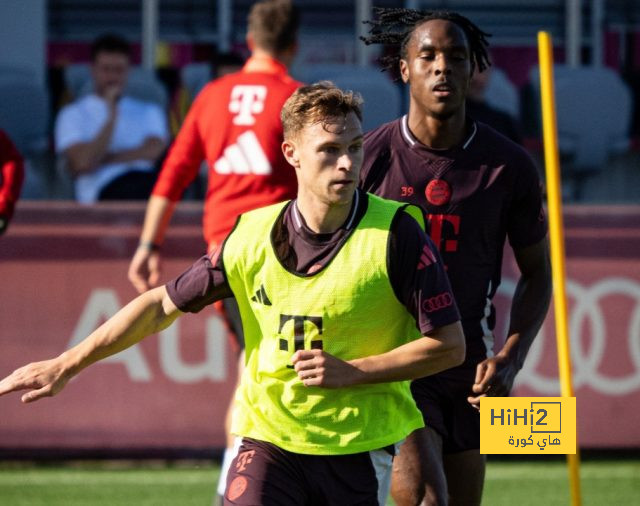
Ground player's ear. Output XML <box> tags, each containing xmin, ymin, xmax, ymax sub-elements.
<box><xmin>246</xmin><ymin>32</ymin><xmax>255</xmax><ymax>52</ymax></box>
<box><xmin>282</xmin><ymin>139</ymin><xmax>300</xmax><ymax>169</ymax></box>
<box><xmin>399</xmin><ymin>59</ymin><xmax>409</xmax><ymax>84</ymax></box>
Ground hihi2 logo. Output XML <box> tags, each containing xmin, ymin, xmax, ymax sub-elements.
<box><xmin>480</xmin><ymin>397</ymin><xmax>576</xmax><ymax>454</ymax></box>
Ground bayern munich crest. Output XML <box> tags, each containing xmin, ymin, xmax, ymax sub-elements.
<box><xmin>425</xmin><ymin>179</ymin><xmax>451</xmax><ymax>206</ymax></box>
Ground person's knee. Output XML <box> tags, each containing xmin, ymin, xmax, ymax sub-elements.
<box><xmin>391</xmin><ymin>427</ymin><xmax>448</xmax><ymax>506</ymax></box>
<box><xmin>391</xmin><ymin>470</ymin><xmax>426</xmax><ymax>506</ymax></box>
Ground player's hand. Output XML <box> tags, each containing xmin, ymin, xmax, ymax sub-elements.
<box><xmin>0</xmin><ymin>358</ymin><xmax>70</xmax><ymax>403</ymax></box>
<box><xmin>128</xmin><ymin>246</ymin><xmax>162</xmax><ymax>294</ymax></box>
<box><xmin>291</xmin><ymin>349</ymin><xmax>363</xmax><ymax>388</ymax></box>
<box><xmin>467</xmin><ymin>355</ymin><xmax>518</xmax><ymax>410</ymax></box>
<box><xmin>103</xmin><ymin>85</ymin><xmax>122</xmax><ymax>111</ymax></box>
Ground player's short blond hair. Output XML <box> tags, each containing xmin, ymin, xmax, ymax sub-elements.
<box><xmin>281</xmin><ymin>81</ymin><xmax>364</xmax><ymax>140</ymax></box>
<box><xmin>248</xmin><ymin>0</ymin><xmax>299</xmax><ymax>53</ymax></box>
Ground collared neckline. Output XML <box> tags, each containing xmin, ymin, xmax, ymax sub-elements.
<box><xmin>400</xmin><ymin>114</ymin><xmax>478</xmax><ymax>151</ymax></box>
<box><xmin>292</xmin><ymin>188</ymin><xmax>361</xmax><ymax>235</ymax></box>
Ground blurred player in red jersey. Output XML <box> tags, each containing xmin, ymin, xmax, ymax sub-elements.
<box><xmin>127</xmin><ymin>1</ymin><xmax>301</xmax><ymax>503</ymax></box>
<box><xmin>361</xmin><ymin>8</ymin><xmax>551</xmax><ymax>506</ymax></box>
<box><xmin>0</xmin><ymin>129</ymin><xmax>24</xmax><ymax>236</ymax></box>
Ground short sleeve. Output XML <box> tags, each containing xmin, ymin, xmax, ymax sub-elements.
<box><xmin>388</xmin><ymin>210</ymin><xmax>461</xmax><ymax>335</ymax></box>
<box><xmin>166</xmin><ymin>248</ymin><xmax>233</xmax><ymax>313</ymax></box>
<box><xmin>507</xmin><ymin>153</ymin><xmax>547</xmax><ymax>249</ymax></box>
<box><xmin>145</xmin><ymin>103</ymin><xmax>170</xmax><ymax>141</ymax></box>
<box><xmin>55</xmin><ymin>105</ymin><xmax>87</xmax><ymax>153</ymax></box>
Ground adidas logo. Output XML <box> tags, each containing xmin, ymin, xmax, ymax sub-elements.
<box><xmin>251</xmin><ymin>285</ymin><xmax>272</xmax><ymax>306</ymax></box>
<box><xmin>213</xmin><ymin>131</ymin><xmax>272</xmax><ymax>175</ymax></box>
<box><xmin>417</xmin><ymin>244</ymin><xmax>437</xmax><ymax>270</ymax></box>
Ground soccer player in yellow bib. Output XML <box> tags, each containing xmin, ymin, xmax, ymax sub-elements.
<box><xmin>0</xmin><ymin>82</ymin><xmax>465</xmax><ymax>506</ymax></box>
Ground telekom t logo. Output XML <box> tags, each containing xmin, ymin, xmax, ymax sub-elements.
<box><xmin>278</xmin><ymin>314</ymin><xmax>323</xmax><ymax>368</ymax></box>
<box><xmin>427</xmin><ymin>214</ymin><xmax>461</xmax><ymax>253</ymax></box>
<box><xmin>229</xmin><ymin>85</ymin><xmax>267</xmax><ymax>125</ymax></box>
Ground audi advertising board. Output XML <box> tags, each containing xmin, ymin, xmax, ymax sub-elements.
<box><xmin>0</xmin><ymin>203</ymin><xmax>639</xmax><ymax>453</ymax></box>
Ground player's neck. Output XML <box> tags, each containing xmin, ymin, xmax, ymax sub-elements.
<box><xmin>246</xmin><ymin>48</ymin><xmax>289</xmax><ymax>70</ymax></box>
<box><xmin>407</xmin><ymin>107</ymin><xmax>467</xmax><ymax>150</ymax></box>
<box><xmin>295</xmin><ymin>191</ymin><xmax>354</xmax><ymax>234</ymax></box>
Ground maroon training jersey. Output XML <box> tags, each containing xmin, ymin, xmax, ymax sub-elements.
<box><xmin>167</xmin><ymin>190</ymin><xmax>460</xmax><ymax>336</ymax></box>
<box><xmin>361</xmin><ymin>116</ymin><xmax>547</xmax><ymax>365</ymax></box>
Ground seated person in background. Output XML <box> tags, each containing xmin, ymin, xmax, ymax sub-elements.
<box><xmin>0</xmin><ymin>129</ymin><xmax>24</xmax><ymax>235</ymax></box>
<box><xmin>55</xmin><ymin>34</ymin><xmax>169</xmax><ymax>202</ymax></box>
<box><xmin>466</xmin><ymin>65</ymin><xmax>523</xmax><ymax>145</ymax></box>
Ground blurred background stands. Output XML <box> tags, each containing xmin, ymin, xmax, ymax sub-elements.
<box><xmin>0</xmin><ymin>0</ymin><xmax>638</xmax><ymax>203</ymax></box>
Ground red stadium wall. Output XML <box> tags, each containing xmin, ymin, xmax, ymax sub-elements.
<box><xmin>1</xmin><ymin>203</ymin><xmax>639</xmax><ymax>452</ymax></box>
<box><xmin>0</xmin><ymin>202</ymin><xmax>235</xmax><ymax>454</ymax></box>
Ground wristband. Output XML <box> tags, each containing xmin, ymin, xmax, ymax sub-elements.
<box><xmin>138</xmin><ymin>240</ymin><xmax>161</xmax><ymax>252</ymax></box>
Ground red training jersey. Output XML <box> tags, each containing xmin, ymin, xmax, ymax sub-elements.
<box><xmin>153</xmin><ymin>56</ymin><xmax>302</xmax><ymax>246</ymax></box>
<box><xmin>0</xmin><ymin>129</ymin><xmax>24</xmax><ymax>222</ymax></box>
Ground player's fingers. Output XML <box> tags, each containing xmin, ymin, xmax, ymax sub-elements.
<box><xmin>0</xmin><ymin>369</ymin><xmax>46</xmax><ymax>397</ymax></box>
<box><xmin>297</xmin><ymin>368</ymin><xmax>320</xmax><ymax>381</ymax></box>
<box><xmin>467</xmin><ymin>394</ymin><xmax>484</xmax><ymax>409</ymax></box>
<box><xmin>474</xmin><ymin>362</ymin><xmax>496</xmax><ymax>392</ymax></box>
<box><xmin>291</xmin><ymin>349</ymin><xmax>320</xmax><ymax>366</ymax></box>
<box><xmin>135</xmin><ymin>280</ymin><xmax>150</xmax><ymax>294</ymax></box>
<box><xmin>148</xmin><ymin>256</ymin><xmax>162</xmax><ymax>288</ymax></box>
<box><xmin>474</xmin><ymin>361</ymin><xmax>488</xmax><ymax>385</ymax></box>
<box><xmin>148</xmin><ymin>270</ymin><xmax>160</xmax><ymax>288</ymax></box>
<box><xmin>128</xmin><ymin>265</ymin><xmax>149</xmax><ymax>294</ymax></box>
<box><xmin>0</xmin><ymin>375</ymin><xmax>23</xmax><ymax>396</ymax></box>
<box><xmin>128</xmin><ymin>251</ymin><xmax>154</xmax><ymax>293</ymax></box>
<box><xmin>293</xmin><ymin>357</ymin><xmax>324</xmax><ymax>375</ymax></box>
<box><xmin>21</xmin><ymin>384</ymin><xmax>54</xmax><ymax>403</ymax></box>
<box><xmin>131</xmin><ymin>272</ymin><xmax>151</xmax><ymax>294</ymax></box>
<box><xmin>301</xmin><ymin>376</ymin><xmax>321</xmax><ymax>387</ymax></box>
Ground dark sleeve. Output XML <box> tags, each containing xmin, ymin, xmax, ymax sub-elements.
<box><xmin>388</xmin><ymin>210</ymin><xmax>461</xmax><ymax>335</ymax></box>
<box><xmin>360</xmin><ymin>127</ymin><xmax>391</xmax><ymax>193</ymax></box>
<box><xmin>165</xmin><ymin>246</ymin><xmax>233</xmax><ymax>313</ymax></box>
<box><xmin>506</xmin><ymin>150</ymin><xmax>548</xmax><ymax>249</ymax></box>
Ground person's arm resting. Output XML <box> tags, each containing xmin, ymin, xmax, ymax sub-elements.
<box><xmin>102</xmin><ymin>136</ymin><xmax>167</xmax><ymax>165</ymax></box>
<box><xmin>63</xmin><ymin>111</ymin><xmax>117</xmax><ymax>175</ymax></box>
<box><xmin>0</xmin><ymin>286</ymin><xmax>181</xmax><ymax>403</ymax></box>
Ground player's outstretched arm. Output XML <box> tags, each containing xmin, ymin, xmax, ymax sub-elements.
<box><xmin>292</xmin><ymin>321</ymin><xmax>465</xmax><ymax>388</ymax></box>
<box><xmin>469</xmin><ymin>237</ymin><xmax>551</xmax><ymax>407</ymax></box>
<box><xmin>128</xmin><ymin>195</ymin><xmax>177</xmax><ymax>293</ymax></box>
<box><xmin>0</xmin><ymin>286</ymin><xmax>182</xmax><ymax>403</ymax></box>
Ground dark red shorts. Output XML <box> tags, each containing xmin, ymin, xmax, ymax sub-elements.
<box><xmin>223</xmin><ymin>438</ymin><xmax>395</xmax><ymax>506</ymax></box>
<box><xmin>410</xmin><ymin>365</ymin><xmax>481</xmax><ymax>454</ymax></box>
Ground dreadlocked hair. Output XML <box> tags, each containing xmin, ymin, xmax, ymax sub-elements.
<box><xmin>361</xmin><ymin>7</ymin><xmax>491</xmax><ymax>76</ymax></box>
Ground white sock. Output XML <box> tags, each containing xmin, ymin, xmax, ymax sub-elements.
<box><xmin>217</xmin><ymin>437</ymin><xmax>242</xmax><ymax>496</ymax></box>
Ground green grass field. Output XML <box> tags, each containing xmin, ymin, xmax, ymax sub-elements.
<box><xmin>0</xmin><ymin>459</ymin><xmax>638</xmax><ymax>505</ymax></box>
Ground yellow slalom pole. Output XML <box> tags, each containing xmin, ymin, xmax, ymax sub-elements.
<box><xmin>537</xmin><ymin>31</ymin><xmax>582</xmax><ymax>506</ymax></box>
